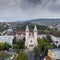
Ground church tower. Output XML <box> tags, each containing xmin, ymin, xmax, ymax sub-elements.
<box><xmin>25</xmin><ymin>25</ymin><xmax>38</xmax><ymax>50</ymax></box>
<box><xmin>25</xmin><ymin>25</ymin><xmax>29</xmax><ymax>47</ymax></box>
<box><xmin>34</xmin><ymin>25</ymin><xmax>38</xmax><ymax>46</ymax></box>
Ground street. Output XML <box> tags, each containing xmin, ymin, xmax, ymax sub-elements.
<box><xmin>25</xmin><ymin>50</ymin><xmax>35</xmax><ymax>60</ymax></box>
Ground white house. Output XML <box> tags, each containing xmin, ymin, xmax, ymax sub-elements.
<box><xmin>51</xmin><ymin>35</ymin><xmax>60</xmax><ymax>46</ymax></box>
<box><xmin>57</xmin><ymin>25</ymin><xmax>60</xmax><ymax>31</ymax></box>
<box><xmin>0</xmin><ymin>35</ymin><xmax>14</xmax><ymax>45</ymax></box>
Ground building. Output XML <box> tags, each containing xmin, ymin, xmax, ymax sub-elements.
<box><xmin>44</xmin><ymin>56</ymin><xmax>52</xmax><ymax>60</ymax></box>
<box><xmin>0</xmin><ymin>35</ymin><xmax>14</xmax><ymax>45</ymax></box>
<box><xmin>6</xmin><ymin>25</ymin><xmax>60</xmax><ymax>47</ymax></box>
<box><xmin>48</xmin><ymin>25</ymin><xmax>54</xmax><ymax>29</ymax></box>
<box><xmin>51</xmin><ymin>35</ymin><xmax>60</xmax><ymax>46</ymax></box>
<box><xmin>57</xmin><ymin>25</ymin><xmax>60</xmax><ymax>31</ymax></box>
<box><xmin>48</xmin><ymin>25</ymin><xmax>57</xmax><ymax>30</ymax></box>
<box><xmin>25</xmin><ymin>25</ymin><xmax>38</xmax><ymax>50</ymax></box>
<box><xmin>48</xmin><ymin>48</ymin><xmax>60</xmax><ymax>60</ymax></box>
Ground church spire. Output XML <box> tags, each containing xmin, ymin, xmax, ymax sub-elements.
<box><xmin>34</xmin><ymin>25</ymin><xmax>37</xmax><ymax>32</ymax></box>
<box><xmin>25</xmin><ymin>25</ymin><xmax>29</xmax><ymax>31</ymax></box>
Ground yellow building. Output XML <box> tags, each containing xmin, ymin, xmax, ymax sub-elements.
<box><xmin>48</xmin><ymin>49</ymin><xmax>53</xmax><ymax>59</ymax></box>
<box><xmin>48</xmin><ymin>48</ymin><xmax>60</xmax><ymax>60</ymax></box>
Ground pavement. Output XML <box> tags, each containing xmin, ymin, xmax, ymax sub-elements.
<box><xmin>25</xmin><ymin>50</ymin><xmax>35</xmax><ymax>60</ymax></box>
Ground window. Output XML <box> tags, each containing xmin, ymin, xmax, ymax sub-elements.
<box><xmin>30</xmin><ymin>40</ymin><xmax>32</xmax><ymax>43</ymax></box>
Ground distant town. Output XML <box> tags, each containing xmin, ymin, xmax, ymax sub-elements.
<box><xmin>0</xmin><ymin>19</ymin><xmax>60</xmax><ymax>60</ymax></box>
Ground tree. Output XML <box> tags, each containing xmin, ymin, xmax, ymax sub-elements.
<box><xmin>12</xmin><ymin>44</ymin><xmax>20</xmax><ymax>50</ymax></box>
<box><xmin>33</xmin><ymin>47</ymin><xmax>40</xmax><ymax>56</ymax></box>
<box><xmin>17</xmin><ymin>39</ymin><xmax>25</xmax><ymax>49</ymax></box>
<box><xmin>4</xmin><ymin>43</ymin><xmax>11</xmax><ymax>50</ymax></box>
<box><xmin>13</xmin><ymin>36</ymin><xmax>16</xmax><ymax>44</ymax></box>
<box><xmin>15</xmin><ymin>50</ymin><xmax>28</xmax><ymax>60</ymax></box>
<box><xmin>12</xmin><ymin>37</ymin><xmax>25</xmax><ymax>49</ymax></box>
<box><xmin>0</xmin><ymin>42</ymin><xmax>11</xmax><ymax>51</ymax></box>
<box><xmin>46</xmin><ymin>35</ymin><xmax>52</xmax><ymax>42</ymax></box>
<box><xmin>58</xmin><ymin>45</ymin><xmax>60</xmax><ymax>48</ymax></box>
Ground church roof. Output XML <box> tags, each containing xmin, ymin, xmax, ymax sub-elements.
<box><xmin>34</xmin><ymin>25</ymin><xmax>37</xmax><ymax>31</ymax></box>
<box><xmin>44</xmin><ymin>56</ymin><xmax>52</xmax><ymax>60</ymax></box>
<box><xmin>29</xmin><ymin>32</ymin><xmax>34</xmax><ymax>38</ymax></box>
<box><xmin>7</xmin><ymin>30</ymin><xmax>60</xmax><ymax>37</ymax></box>
<box><xmin>25</xmin><ymin>25</ymin><xmax>29</xmax><ymax>31</ymax></box>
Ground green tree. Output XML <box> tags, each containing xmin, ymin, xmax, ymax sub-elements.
<box><xmin>0</xmin><ymin>42</ymin><xmax>11</xmax><ymax>51</ymax></box>
<box><xmin>15</xmin><ymin>51</ymin><xmax>28</xmax><ymax>60</ymax></box>
<box><xmin>58</xmin><ymin>45</ymin><xmax>60</xmax><ymax>48</ymax></box>
<box><xmin>13</xmin><ymin>36</ymin><xmax>16</xmax><ymax>44</ymax></box>
<box><xmin>33</xmin><ymin>47</ymin><xmax>40</xmax><ymax>56</ymax></box>
<box><xmin>4</xmin><ymin>43</ymin><xmax>11</xmax><ymax>50</ymax></box>
<box><xmin>12</xmin><ymin>44</ymin><xmax>20</xmax><ymax>50</ymax></box>
<box><xmin>0</xmin><ymin>42</ymin><xmax>5</xmax><ymax>51</ymax></box>
<box><xmin>46</xmin><ymin>35</ymin><xmax>52</xmax><ymax>42</ymax></box>
<box><xmin>44</xmin><ymin>47</ymin><xmax>48</xmax><ymax>56</ymax></box>
<box><xmin>17</xmin><ymin>39</ymin><xmax>25</xmax><ymax>49</ymax></box>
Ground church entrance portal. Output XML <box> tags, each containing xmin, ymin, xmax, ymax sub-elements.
<box><xmin>29</xmin><ymin>45</ymin><xmax>34</xmax><ymax>50</ymax></box>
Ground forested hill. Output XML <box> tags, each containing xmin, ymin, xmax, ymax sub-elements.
<box><xmin>28</xmin><ymin>19</ymin><xmax>60</xmax><ymax>25</ymax></box>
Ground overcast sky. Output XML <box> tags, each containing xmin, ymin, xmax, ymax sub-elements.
<box><xmin>0</xmin><ymin>0</ymin><xmax>60</xmax><ymax>22</ymax></box>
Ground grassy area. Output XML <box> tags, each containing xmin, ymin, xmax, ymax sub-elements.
<box><xmin>0</xmin><ymin>54</ymin><xmax>11</xmax><ymax>58</ymax></box>
<box><xmin>0</xmin><ymin>52</ymin><xmax>12</xmax><ymax>58</ymax></box>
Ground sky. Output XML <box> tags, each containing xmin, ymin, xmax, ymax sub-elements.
<box><xmin>0</xmin><ymin>0</ymin><xmax>60</xmax><ymax>22</ymax></box>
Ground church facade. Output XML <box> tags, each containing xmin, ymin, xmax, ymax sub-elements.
<box><xmin>25</xmin><ymin>25</ymin><xmax>38</xmax><ymax>50</ymax></box>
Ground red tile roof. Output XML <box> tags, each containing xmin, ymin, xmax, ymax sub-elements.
<box><xmin>44</xmin><ymin>56</ymin><xmax>52</xmax><ymax>60</ymax></box>
<box><xmin>7</xmin><ymin>30</ymin><xmax>60</xmax><ymax>37</ymax></box>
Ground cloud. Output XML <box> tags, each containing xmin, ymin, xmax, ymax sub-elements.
<box><xmin>0</xmin><ymin>0</ymin><xmax>60</xmax><ymax>21</ymax></box>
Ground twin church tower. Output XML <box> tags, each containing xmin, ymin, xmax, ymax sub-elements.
<box><xmin>25</xmin><ymin>25</ymin><xmax>38</xmax><ymax>50</ymax></box>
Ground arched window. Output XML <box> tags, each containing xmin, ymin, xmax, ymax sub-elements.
<box><xmin>30</xmin><ymin>40</ymin><xmax>33</xmax><ymax>43</ymax></box>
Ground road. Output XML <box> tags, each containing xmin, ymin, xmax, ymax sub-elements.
<box><xmin>25</xmin><ymin>50</ymin><xmax>35</xmax><ymax>60</ymax></box>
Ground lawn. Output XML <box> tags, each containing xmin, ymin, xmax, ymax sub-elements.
<box><xmin>0</xmin><ymin>51</ymin><xmax>12</xmax><ymax>58</ymax></box>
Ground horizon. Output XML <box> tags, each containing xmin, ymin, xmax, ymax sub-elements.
<box><xmin>0</xmin><ymin>18</ymin><xmax>60</xmax><ymax>22</ymax></box>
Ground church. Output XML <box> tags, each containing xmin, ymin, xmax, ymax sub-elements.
<box><xmin>25</xmin><ymin>25</ymin><xmax>38</xmax><ymax>50</ymax></box>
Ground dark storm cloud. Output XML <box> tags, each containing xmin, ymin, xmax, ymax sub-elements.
<box><xmin>25</xmin><ymin>0</ymin><xmax>42</xmax><ymax>5</ymax></box>
<box><xmin>0</xmin><ymin>0</ymin><xmax>60</xmax><ymax>21</ymax></box>
<box><xmin>20</xmin><ymin>0</ymin><xmax>60</xmax><ymax>11</ymax></box>
<box><xmin>0</xmin><ymin>0</ymin><xmax>59</xmax><ymax>10</ymax></box>
<box><xmin>21</xmin><ymin>0</ymin><xmax>57</xmax><ymax>7</ymax></box>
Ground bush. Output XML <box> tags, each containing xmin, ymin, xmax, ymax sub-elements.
<box><xmin>15</xmin><ymin>50</ymin><xmax>29</xmax><ymax>60</ymax></box>
<box><xmin>17</xmin><ymin>40</ymin><xmax>25</xmax><ymax>49</ymax></box>
<box><xmin>12</xmin><ymin>44</ymin><xmax>20</xmax><ymax>50</ymax></box>
<box><xmin>0</xmin><ymin>42</ymin><xmax>11</xmax><ymax>51</ymax></box>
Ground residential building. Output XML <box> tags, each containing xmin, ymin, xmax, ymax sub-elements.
<box><xmin>44</xmin><ymin>56</ymin><xmax>52</xmax><ymax>60</ymax></box>
<box><xmin>48</xmin><ymin>48</ymin><xmax>60</xmax><ymax>60</ymax></box>
<box><xmin>57</xmin><ymin>25</ymin><xmax>60</xmax><ymax>31</ymax></box>
<box><xmin>0</xmin><ymin>35</ymin><xmax>14</xmax><ymax>45</ymax></box>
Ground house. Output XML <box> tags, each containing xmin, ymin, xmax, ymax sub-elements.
<box><xmin>0</xmin><ymin>35</ymin><xmax>14</xmax><ymax>45</ymax></box>
<box><xmin>48</xmin><ymin>48</ymin><xmax>60</xmax><ymax>60</ymax></box>
<box><xmin>57</xmin><ymin>25</ymin><xmax>60</xmax><ymax>31</ymax></box>
<box><xmin>44</xmin><ymin>56</ymin><xmax>52</xmax><ymax>60</ymax></box>
<box><xmin>51</xmin><ymin>35</ymin><xmax>60</xmax><ymax>46</ymax></box>
<box><xmin>6</xmin><ymin>25</ymin><xmax>60</xmax><ymax>47</ymax></box>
